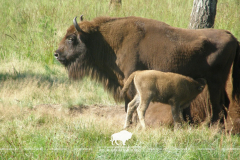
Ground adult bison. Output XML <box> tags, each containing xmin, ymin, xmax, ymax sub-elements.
<box><xmin>54</xmin><ymin>15</ymin><xmax>240</xmax><ymax>124</ymax></box>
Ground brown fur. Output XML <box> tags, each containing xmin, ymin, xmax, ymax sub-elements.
<box><xmin>141</xmin><ymin>87</ymin><xmax>211</xmax><ymax>127</ymax></box>
<box><xmin>55</xmin><ymin>16</ymin><xmax>240</xmax><ymax>125</ymax></box>
<box><xmin>225</xmin><ymin>70</ymin><xmax>240</xmax><ymax>134</ymax></box>
<box><xmin>121</xmin><ymin>70</ymin><xmax>206</xmax><ymax>129</ymax></box>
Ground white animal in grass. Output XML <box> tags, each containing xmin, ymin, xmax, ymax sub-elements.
<box><xmin>110</xmin><ymin>130</ymin><xmax>132</xmax><ymax>145</ymax></box>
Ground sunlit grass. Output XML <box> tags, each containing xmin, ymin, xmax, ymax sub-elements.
<box><xmin>0</xmin><ymin>105</ymin><xmax>240</xmax><ymax>159</ymax></box>
<box><xmin>0</xmin><ymin>60</ymin><xmax>116</xmax><ymax>108</ymax></box>
<box><xmin>1</xmin><ymin>0</ymin><xmax>239</xmax><ymax>64</ymax></box>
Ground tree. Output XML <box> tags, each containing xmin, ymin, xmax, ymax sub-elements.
<box><xmin>189</xmin><ymin>0</ymin><xmax>218</xmax><ymax>29</ymax></box>
<box><xmin>109</xmin><ymin>0</ymin><xmax>122</xmax><ymax>10</ymax></box>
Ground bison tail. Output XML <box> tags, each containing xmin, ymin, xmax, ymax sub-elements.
<box><xmin>232</xmin><ymin>41</ymin><xmax>240</xmax><ymax>102</ymax></box>
<box><xmin>120</xmin><ymin>72</ymin><xmax>137</xmax><ymax>97</ymax></box>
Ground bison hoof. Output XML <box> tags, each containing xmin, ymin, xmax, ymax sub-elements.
<box><xmin>174</xmin><ymin>123</ymin><xmax>182</xmax><ymax>131</ymax></box>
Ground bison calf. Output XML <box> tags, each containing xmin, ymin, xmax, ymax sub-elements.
<box><xmin>121</xmin><ymin>70</ymin><xmax>206</xmax><ymax>129</ymax></box>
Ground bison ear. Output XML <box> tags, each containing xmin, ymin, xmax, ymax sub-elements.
<box><xmin>198</xmin><ymin>86</ymin><xmax>204</xmax><ymax>91</ymax></box>
<box><xmin>195</xmin><ymin>78</ymin><xmax>207</xmax><ymax>91</ymax></box>
<box><xmin>196</xmin><ymin>78</ymin><xmax>207</xmax><ymax>86</ymax></box>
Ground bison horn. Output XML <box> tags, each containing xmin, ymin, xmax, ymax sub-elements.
<box><xmin>73</xmin><ymin>16</ymin><xmax>83</xmax><ymax>33</ymax></box>
<box><xmin>80</xmin><ymin>15</ymin><xmax>83</xmax><ymax>21</ymax></box>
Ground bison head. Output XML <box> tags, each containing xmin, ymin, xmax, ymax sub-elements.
<box><xmin>54</xmin><ymin>16</ymin><xmax>85</xmax><ymax>64</ymax></box>
<box><xmin>54</xmin><ymin>16</ymin><xmax>92</xmax><ymax>79</ymax></box>
<box><xmin>54</xmin><ymin>16</ymin><xmax>123</xmax><ymax>100</ymax></box>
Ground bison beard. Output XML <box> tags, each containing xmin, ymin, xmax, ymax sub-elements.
<box><xmin>67</xmin><ymin>53</ymin><xmax>122</xmax><ymax>101</ymax></box>
<box><xmin>55</xmin><ymin>15</ymin><xmax>240</xmax><ymax>129</ymax></box>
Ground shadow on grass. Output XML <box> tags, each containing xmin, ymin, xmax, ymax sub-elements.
<box><xmin>0</xmin><ymin>70</ymin><xmax>69</xmax><ymax>86</ymax></box>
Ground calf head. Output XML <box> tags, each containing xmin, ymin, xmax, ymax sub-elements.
<box><xmin>195</xmin><ymin>78</ymin><xmax>207</xmax><ymax>91</ymax></box>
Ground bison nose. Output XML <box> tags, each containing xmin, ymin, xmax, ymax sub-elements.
<box><xmin>54</xmin><ymin>52</ymin><xmax>59</xmax><ymax>58</ymax></box>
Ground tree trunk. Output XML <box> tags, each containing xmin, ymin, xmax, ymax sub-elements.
<box><xmin>109</xmin><ymin>0</ymin><xmax>122</xmax><ymax>10</ymax></box>
<box><xmin>189</xmin><ymin>0</ymin><xmax>218</xmax><ymax>29</ymax></box>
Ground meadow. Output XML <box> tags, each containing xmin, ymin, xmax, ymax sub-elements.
<box><xmin>0</xmin><ymin>0</ymin><xmax>240</xmax><ymax>159</ymax></box>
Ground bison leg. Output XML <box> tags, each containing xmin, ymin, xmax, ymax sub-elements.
<box><xmin>171</xmin><ymin>105</ymin><xmax>184</xmax><ymax>129</ymax></box>
<box><xmin>208</xmin><ymin>82</ymin><xmax>225</xmax><ymax>123</ymax></box>
<box><xmin>115</xmin><ymin>140</ymin><xmax>119</xmax><ymax>145</ymax></box>
<box><xmin>124</xmin><ymin>96</ymin><xmax>130</xmax><ymax>112</ymax></box>
<box><xmin>181</xmin><ymin>103</ymin><xmax>191</xmax><ymax>110</ymax></box>
<box><xmin>124</xmin><ymin>95</ymin><xmax>140</xmax><ymax>129</ymax></box>
<box><xmin>124</xmin><ymin>82</ymin><xmax>137</xmax><ymax>112</ymax></box>
<box><xmin>180</xmin><ymin>103</ymin><xmax>191</xmax><ymax>121</ymax></box>
<box><xmin>137</xmin><ymin>95</ymin><xmax>152</xmax><ymax>129</ymax></box>
<box><xmin>122</xmin><ymin>140</ymin><xmax>126</xmax><ymax>145</ymax></box>
<box><xmin>111</xmin><ymin>139</ymin><xmax>114</xmax><ymax>145</ymax></box>
<box><xmin>221</xmin><ymin>90</ymin><xmax>230</xmax><ymax>123</ymax></box>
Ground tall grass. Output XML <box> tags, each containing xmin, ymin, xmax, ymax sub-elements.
<box><xmin>0</xmin><ymin>60</ymin><xmax>116</xmax><ymax>108</ymax></box>
<box><xmin>0</xmin><ymin>0</ymin><xmax>240</xmax><ymax>159</ymax></box>
<box><xmin>1</xmin><ymin>0</ymin><xmax>239</xmax><ymax>64</ymax></box>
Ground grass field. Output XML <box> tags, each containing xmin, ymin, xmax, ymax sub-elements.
<box><xmin>1</xmin><ymin>0</ymin><xmax>240</xmax><ymax>159</ymax></box>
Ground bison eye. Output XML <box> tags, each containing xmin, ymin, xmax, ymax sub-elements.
<box><xmin>198</xmin><ymin>86</ymin><xmax>204</xmax><ymax>91</ymax></box>
<box><xmin>68</xmin><ymin>37</ymin><xmax>74</xmax><ymax>42</ymax></box>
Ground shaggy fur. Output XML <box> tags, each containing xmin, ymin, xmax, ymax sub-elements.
<box><xmin>55</xmin><ymin>16</ymin><xmax>240</xmax><ymax>124</ymax></box>
<box><xmin>121</xmin><ymin>70</ymin><xmax>206</xmax><ymax>129</ymax></box>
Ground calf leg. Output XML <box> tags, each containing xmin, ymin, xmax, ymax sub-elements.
<box><xmin>180</xmin><ymin>103</ymin><xmax>191</xmax><ymax>121</ymax></box>
<box><xmin>171</xmin><ymin>105</ymin><xmax>184</xmax><ymax>129</ymax></box>
<box><xmin>137</xmin><ymin>96</ymin><xmax>152</xmax><ymax>129</ymax></box>
<box><xmin>124</xmin><ymin>95</ymin><xmax>140</xmax><ymax>129</ymax></box>
<box><xmin>124</xmin><ymin>97</ymin><xmax>130</xmax><ymax>112</ymax></box>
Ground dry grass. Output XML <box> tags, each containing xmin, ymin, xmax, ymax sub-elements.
<box><xmin>1</xmin><ymin>104</ymin><xmax>240</xmax><ymax>159</ymax></box>
<box><xmin>0</xmin><ymin>60</ymin><xmax>117</xmax><ymax>109</ymax></box>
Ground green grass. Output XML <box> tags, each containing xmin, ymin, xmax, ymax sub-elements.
<box><xmin>1</xmin><ymin>0</ymin><xmax>239</xmax><ymax>64</ymax></box>
<box><xmin>0</xmin><ymin>106</ymin><xmax>240</xmax><ymax>159</ymax></box>
<box><xmin>0</xmin><ymin>0</ymin><xmax>240</xmax><ymax>159</ymax></box>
